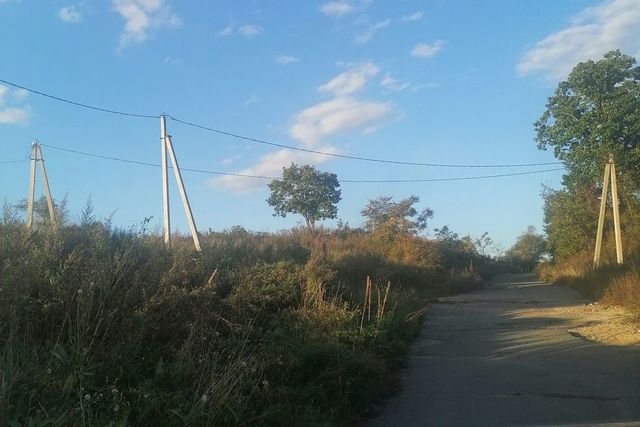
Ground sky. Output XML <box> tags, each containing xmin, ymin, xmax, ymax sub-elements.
<box><xmin>1</xmin><ymin>0</ymin><xmax>639</xmax><ymax>249</ymax></box>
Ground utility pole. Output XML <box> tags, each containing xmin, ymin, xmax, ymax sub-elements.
<box><xmin>593</xmin><ymin>154</ymin><xmax>623</xmax><ymax>267</ymax></box>
<box><xmin>160</xmin><ymin>115</ymin><xmax>171</xmax><ymax>245</ymax></box>
<box><xmin>26</xmin><ymin>141</ymin><xmax>56</xmax><ymax>230</ymax></box>
<box><xmin>159</xmin><ymin>115</ymin><xmax>202</xmax><ymax>252</ymax></box>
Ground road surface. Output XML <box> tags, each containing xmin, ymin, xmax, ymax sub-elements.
<box><xmin>367</xmin><ymin>274</ymin><xmax>640</xmax><ymax>427</ymax></box>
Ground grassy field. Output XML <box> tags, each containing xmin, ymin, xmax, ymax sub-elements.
<box><xmin>0</xmin><ymin>214</ymin><xmax>503</xmax><ymax>426</ymax></box>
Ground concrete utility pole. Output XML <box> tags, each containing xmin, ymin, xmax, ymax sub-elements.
<box><xmin>160</xmin><ymin>115</ymin><xmax>171</xmax><ymax>245</ymax></box>
<box><xmin>593</xmin><ymin>154</ymin><xmax>623</xmax><ymax>267</ymax></box>
<box><xmin>159</xmin><ymin>115</ymin><xmax>202</xmax><ymax>252</ymax></box>
<box><xmin>26</xmin><ymin>141</ymin><xmax>56</xmax><ymax>230</ymax></box>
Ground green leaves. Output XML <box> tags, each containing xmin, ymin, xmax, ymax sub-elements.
<box><xmin>361</xmin><ymin>195</ymin><xmax>433</xmax><ymax>238</ymax></box>
<box><xmin>535</xmin><ymin>50</ymin><xmax>640</xmax><ymax>190</ymax></box>
<box><xmin>536</xmin><ymin>50</ymin><xmax>640</xmax><ymax>260</ymax></box>
<box><xmin>267</xmin><ymin>164</ymin><xmax>342</xmax><ymax>233</ymax></box>
<box><xmin>506</xmin><ymin>226</ymin><xmax>546</xmax><ymax>271</ymax></box>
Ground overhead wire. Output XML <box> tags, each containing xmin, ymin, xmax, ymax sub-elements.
<box><xmin>168</xmin><ymin>115</ymin><xmax>564</xmax><ymax>169</ymax></box>
<box><xmin>0</xmin><ymin>77</ymin><xmax>564</xmax><ymax>169</ymax></box>
<box><xmin>39</xmin><ymin>143</ymin><xmax>275</xmax><ymax>179</ymax></box>
<box><xmin>0</xmin><ymin>160</ymin><xmax>28</xmax><ymax>164</ymax></box>
<box><xmin>0</xmin><ymin>78</ymin><xmax>159</xmax><ymax>119</ymax></box>
<box><xmin>38</xmin><ymin>143</ymin><xmax>564</xmax><ymax>184</ymax></box>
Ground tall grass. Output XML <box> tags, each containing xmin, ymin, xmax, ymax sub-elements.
<box><xmin>538</xmin><ymin>247</ymin><xmax>640</xmax><ymax>320</ymax></box>
<box><xmin>0</xmin><ymin>218</ymin><xmax>497</xmax><ymax>426</ymax></box>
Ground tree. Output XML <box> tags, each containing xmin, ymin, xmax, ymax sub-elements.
<box><xmin>361</xmin><ymin>195</ymin><xmax>433</xmax><ymax>237</ymax></box>
<box><xmin>507</xmin><ymin>226</ymin><xmax>546</xmax><ymax>272</ymax></box>
<box><xmin>541</xmin><ymin>186</ymin><xmax>597</xmax><ymax>261</ymax></box>
<box><xmin>535</xmin><ymin>50</ymin><xmax>640</xmax><ymax>191</ymax></box>
<box><xmin>474</xmin><ymin>232</ymin><xmax>494</xmax><ymax>256</ymax></box>
<box><xmin>15</xmin><ymin>194</ymin><xmax>68</xmax><ymax>227</ymax></box>
<box><xmin>267</xmin><ymin>164</ymin><xmax>341</xmax><ymax>234</ymax></box>
<box><xmin>535</xmin><ymin>51</ymin><xmax>640</xmax><ymax>260</ymax></box>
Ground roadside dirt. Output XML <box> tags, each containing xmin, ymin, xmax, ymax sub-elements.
<box><xmin>549</xmin><ymin>302</ymin><xmax>640</xmax><ymax>346</ymax></box>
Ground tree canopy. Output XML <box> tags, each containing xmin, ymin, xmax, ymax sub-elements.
<box><xmin>535</xmin><ymin>50</ymin><xmax>640</xmax><ymax>191</ymax></box>
<box><xmin>507</xmin><ymin>226</ymin><xmax>546</xmax><ymax>272</ymax></box>
<box><xmin>536</xmin><ymin>50</ymin><xmax>640</xmax><ymax>261</ymax></box>
<box><xmin>267</xmin><ymin>163</ymin><xmax>341</xmax><ymax>233</ymax></box>
<box><xmin>361</xmin><ymin>195</ymin><xmax>433</xmax><ymax>237</ymax></box>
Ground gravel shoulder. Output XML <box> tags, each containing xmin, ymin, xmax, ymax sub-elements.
<box><xmin>367</xmin><ymin>274</ymin><xmax>640</xmax><ymax>427</ymax></box>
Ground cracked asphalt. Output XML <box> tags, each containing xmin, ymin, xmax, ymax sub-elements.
<box><xmin>366</xmin><ymin>274</ymin><xmax>640</xmax><ymax>427</ymax></box>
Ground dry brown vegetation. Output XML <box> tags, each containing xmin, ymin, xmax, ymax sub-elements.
<box><xmin>0</xmin><ymin>203</ymin><xmax>505</xmax><ymax>426</ymax></box>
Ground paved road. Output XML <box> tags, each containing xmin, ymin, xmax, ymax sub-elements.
<box><xmin>367</xmin><ymin>274</ymin><xmax>640</xmax><ymax>427</ymax></box>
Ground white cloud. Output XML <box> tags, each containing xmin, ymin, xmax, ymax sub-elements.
<box><xmin>58</xmin><ymin>6</ymin><xmax>81</xmax><ymax>23</ymax></box>
<box><xmin>238</xmin><ymin>24</ymin><xmax>264</xmax><ymax>38</ymax></box>
<box><xmin>0</xmin><ymin>108</ymin><xmax>29</xmax><ymax>124</ymax></box>
<box><xmin>112</xmin><ymin>0</ymin><xmax>181</xmax><ymax>49</ymax></box>
<box><xmin>411</xmin><ymin>82</ymin><xmax>440</xmax><ymax>91</ymax></box>
<box><xmin>216</xmin><ymin>24</ymin><xmax>234</xmax><ymax>38</ymax></box>
<box><xmin>318</xmin><ymin>62</ymin><xmax>379</xmax><ymax>97</ymax></box>
<box><xmin>289</xmin><ymin>97</ymin><xmax>392</xmax><ymax>147</ymax></box>
<box><xmin>517</xmin><ymin>0</ymin><xmax>640</xmax><ymax>81</ymax></box>
<box><xmin>402</xmin><ymin>11</ymin><xmax>424</xmax><ymax>22</ymax></box>
<box><xmin>221</xmin><ymin>155</ymin><xmax>241</xmax><ymax>165</ymax></box>
<box><xmin>411</xmin><ymin>40</ymin><xmax>445</xmax><ymax>58</ymax></box>
<box><xmin>275</xmin><ymin>55</ymin><xmax>300</xmax><ymax>65</ymax></box>
<box><xmin>0</xmin><ymin>85</ymin><xmax>29</xmax><ymax>125</ymax></box>
<box><xmin>12</xmin><ymin>88</ymin><xmax>28</xmax><ymax>101</ymax></box>
<box><xmin>217</xmin><ymin>23</ymin><xmax>264</xmax><ymax>39</ymax></box>
<box><xmin>211</xmin><ymin>147</ymin><xmax>335</xmax><ymax>191</ymax></box>
<box><xmin>380</xmin><ymin>73</ymin><xmax>410</xmax><ymax>91</ymax></box>
<box><xmin>215</xmin><ymin>61</ymin><xmax>393</xmax><ymax>192</ymax></box>
<box><xmin>320</xmin><ymin>1</ymin><xmax>354</xmax><ymax>17</ymax></box>
<box><xmin>354</xmin><ymin>19</ymin><xmax>390</xmax><ymax>45</ymax></box>
<box><xmin>243</xmin><ymin>95</ymin><xmax>258</xmax><ymax>106</ymax></box>
<box><xmin>163</xmin><ymin>56</ymin><xmax>180</xmax><ymax>65</ymax></box>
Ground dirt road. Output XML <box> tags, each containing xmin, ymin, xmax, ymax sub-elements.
<box><xmin>367</xmin><ymin>274</ymin><xmax>640</xmax><ymax>427</ymax></box>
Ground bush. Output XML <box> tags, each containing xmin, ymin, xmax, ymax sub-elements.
<box><xmin>0</xmin><ymin>217</ymin><xmax>502</xmax><ymax>426</ymax></box>
<box><xmin>229</xmin><ymin>261</ymin><xmax>302</xmax><ymax>315</ymax></box>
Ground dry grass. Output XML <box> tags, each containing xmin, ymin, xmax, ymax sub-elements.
<box><xmin>539</xmin><ymin>251</ymin><xmax>640</xmax><ymax>320</ymax></box>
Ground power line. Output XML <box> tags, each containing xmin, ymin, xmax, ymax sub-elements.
<box><xmin>40</xmin><ymin>143</ymin><xmax>276</xmax><ymax>179</ymax></box>
<box><xmin>0</xmin><ymin>78</ymin><xmax>563</xmax><ymax>169</ymax></box>
<box><xmin>39</xmin><ymin>143</ymin><xmax>564</xmax><ymax>184</ymax></box>
<box><xmin>343</xmin><ymin>169</ymin><xmax>564</xmax><ymax>183</ymax></box>
<box><xmin>168</xmin><ymin>115</ymin><xmax>563</xmax><ymax>169</ymax></box>
<box><xmin>0</xmin><ymin>160</ymin><xmax>28</xmax><ymax>164</ymax></box>
<box><xmin>0</xmin><ymin>79</ymin><xmax>159</xmax><ymax>119</ymax></box>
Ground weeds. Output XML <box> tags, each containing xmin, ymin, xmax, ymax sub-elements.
<box><xmin>0</xmin><ymin>218</ymin><xmax>497</xmax><ymax>426</ymax></box>
<box><xmin>538</xmin><ymin>251</ymin><xmax>640</xmax><ymax>320</ymax></box>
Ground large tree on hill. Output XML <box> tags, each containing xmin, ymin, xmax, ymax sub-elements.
<box><xmin>267</xmin><ymin>163</ymin><xmax>341</xmax><ymax>234</ymax></box>
<box><xmin>535</xmin><ymin>50</ymin><xmax>640</xmax><ymax>192</ymax></box>
<box><xmin>536</xmin><ymin>51</ymin><xmax>640</xmax><ymax>260</ymax></box>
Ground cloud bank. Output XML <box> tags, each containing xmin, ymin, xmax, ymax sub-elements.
<box><xmin>518</xmin><ymin>0</ymin><xmax>640</xmax><ymax>80</ymax></box>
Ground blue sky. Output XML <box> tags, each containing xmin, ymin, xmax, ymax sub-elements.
<box><xmin>1</xmin><ymin>0</ymin><xmax>639</xmax><ymax>249</ymax></box>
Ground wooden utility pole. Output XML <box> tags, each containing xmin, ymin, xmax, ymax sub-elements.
<box><xmin>159</xmin><ymin>115</ymin><xmax>202</xmax><ymax>252</ymax></box>
<box><xmin>593</xmin><ymin>154</ymin><xmax>623</xmax><ymax>267</ymax></box>
<box><xmin>26</xmin><ymin>141</ymin><xmax>56</xmax><ymax>230</ymax></box>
